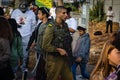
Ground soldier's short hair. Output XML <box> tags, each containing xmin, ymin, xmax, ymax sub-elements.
<box><xmin>55</xmin><ymin>6</ymin><xmax>66</xmax><ymax>14</ymax></box>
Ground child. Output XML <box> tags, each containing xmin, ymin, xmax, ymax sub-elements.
<box><xmin>72</xmin><ymin>26</ymin><xmax>90</xmax><ymax>80</ymax></box>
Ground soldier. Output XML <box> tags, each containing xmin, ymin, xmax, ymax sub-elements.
<box><xmin>35</xmin><ymin>7</ymin><xmax>52</xmax><ymax>80</ymax></box>
<box><xmin>42</xmin><ymin>6</ymin><xmax>73</xmax><ymax>80</ymax></box>
<box><xmin>26</xmin><ymin>7</ymin><xmax>52</xmax><ymax>80</ymax></box>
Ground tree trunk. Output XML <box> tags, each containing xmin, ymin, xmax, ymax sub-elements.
<box><xmin>57</xmin><ymin>0</ymin><xmax>63</xmax><ymax>6</ymax></box>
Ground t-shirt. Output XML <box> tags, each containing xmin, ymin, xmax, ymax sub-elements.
<box><xmin>50</xmin><ymin>7</ymin><xmax>56</xmax><ymax>20</ymax></box>
<box><xmin>65</xmin><ymin>17</ymin><xmax>77</xmax><ymax>34</ymax></box>
<box><xmin>11</xmin><ymin>9</ymin><xmax>36</xmax><ymax>37</ymax></box>
<box><xmin>106</xmin><ymin>10</ymin><xmax>114</xmax><ymax>21</ymax></box>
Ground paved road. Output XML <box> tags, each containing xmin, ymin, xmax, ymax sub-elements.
<box><xmin>17</xmin><ymin>63</ymin><xmax>95</xmax><ymax>80</ymax></box>
<box><xmin>76</xmin><ymin>63</ymin><xmax>95</xmax><ymax>80</ymax></box>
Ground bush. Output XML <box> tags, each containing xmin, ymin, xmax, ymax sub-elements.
<box><xmin>89</xmin><ymin>0</ymin><xmax>105</xmax><ymax>22</ymax></box>
<box><xmin>64</xmin><ymin>3</ymin><xmax>78</xmax><ymax>12</ymax></box>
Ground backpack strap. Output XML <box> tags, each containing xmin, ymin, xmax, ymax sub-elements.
<box><xmin>26</xmin><ymin>22</ymin><xmax>42</xmax><ymax>51</ymax></box>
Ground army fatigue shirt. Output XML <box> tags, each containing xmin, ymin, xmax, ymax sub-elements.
<box><xmin>36</xmin><ymin>20</ymin><xmax>57</xmax><ymax>53</ymax></box>
<box><xmin>42</xmin><ymin>21</ymin><xmax>72</xmax><ymax>53</ymax></box>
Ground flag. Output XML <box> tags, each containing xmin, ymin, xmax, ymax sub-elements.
<box><xmin>35</xmin><ymin>0</ymin><xmax>52</xmax><ymax>8</ymax></box>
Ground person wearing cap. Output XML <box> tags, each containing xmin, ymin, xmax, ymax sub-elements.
<box><xmin>35</xmin><ymin>7</ymin><xmax>53</xmax><ymax>80</ymax></box>
<box><xmin>71</xmin><ymin>26</ymin><xmax>90</xmax><ymax>80</ymax></box>
<box><xmin>11</xmin><ymin>1</ymin><xmax>36</xmax><ymax>72</ymax></box>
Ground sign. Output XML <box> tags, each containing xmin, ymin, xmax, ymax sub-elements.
<box><xmin>35</xmin><ymin>0</ymin><xmax>52</xmax><ymax>8</ymax></box>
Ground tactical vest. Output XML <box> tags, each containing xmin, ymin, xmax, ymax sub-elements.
<box><xmin>52</xmin><ymin>22</ymin><xmax>72</xmax><ymax>52</ymax></box>
<box><xmin>51</xmin><ymin>22</ymin><xmax>73</xmax><ymax>66</ymax></box>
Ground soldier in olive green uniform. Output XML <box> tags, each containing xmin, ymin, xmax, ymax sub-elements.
<box><xmin>42</xmin><ymin>6</ymin><xmax>73</xmax><ymax>80</ymax></box>
<box><xmin>35</xmin><ymin>7</ymin><xmax>52</xmax><ymax>80</ymax></box>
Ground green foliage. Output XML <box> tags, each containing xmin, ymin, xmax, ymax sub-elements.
<box><xmin>64</xmin><ymin>3</ymin><xmax>78</xmax><ymax>11</ymax></box>
<box><xmin>89</xmin><ymin>0</ymin><xmax>105</xmax><ymax>22</ymax></box>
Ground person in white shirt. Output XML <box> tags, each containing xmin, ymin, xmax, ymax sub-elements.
<box><xmin>66</xmin><ymin>7</ymin><xmax>77</xmax><ymax>35</ymax></box>
<box><xmin>50</xmin><ymin>2</ymin><xmax>56</xmax><ymax>20</ymax></box>
<box><xmin>106</xmin><ymin>6</ymin><xmax>114</xmax><ymax>33</ymax></box>
<box><xmin>11</xmin><ymin>1</ymin><xmax>36</xmax><ymax>72</ymax></box>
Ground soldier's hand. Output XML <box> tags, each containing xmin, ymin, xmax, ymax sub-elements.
<box><xmin>57</xmin><ymin>48</ymin><xmax>68</xmax><ymax>56</ymax></box>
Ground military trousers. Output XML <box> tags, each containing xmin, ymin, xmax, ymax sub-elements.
<box><xmin>46</xmin><ymin>54</ymin><xmax>73</xmax><ymax>80</ymax></box>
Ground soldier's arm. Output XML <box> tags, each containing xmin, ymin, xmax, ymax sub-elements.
<box><xmin>42</xmin><ymin>24</ymin><xmax>57</xmax><ymax>52</ymax></box>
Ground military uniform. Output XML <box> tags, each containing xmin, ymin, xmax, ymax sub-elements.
<box><xmin>42</xmin><ymin>21</ymin><xmax>73</xmax><ymax>80</ymax></box>
<box><xmin>36</xmin><ymin>20</ymin><xmax>53</xmax><ymax>80</ymax></box>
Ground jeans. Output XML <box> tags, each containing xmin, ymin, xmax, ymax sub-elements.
<box><xmin>71</xmin><ymin>62</ymin><xmax>90</xmax><ymax>80</ymax></box>
<box><xmin>21</xmin><ymin>35</ymin><xmax>30</xmax><ymax>72</ymax></box>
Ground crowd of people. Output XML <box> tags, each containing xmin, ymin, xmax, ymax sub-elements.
<box><xmin>0</xmin><ymin>1</ymin><xmax>120</xmax><ymax>80</ymax></box>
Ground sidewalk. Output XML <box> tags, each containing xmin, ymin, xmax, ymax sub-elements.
<box><xmin>16</xmin><ymin>63</ymin><xmax>95</xmax><ymax>80</ymax></box>
<box><xmin>76</xmin><ymin>63</ymin><xmax>95</xmax><ymax>80</ymax></box>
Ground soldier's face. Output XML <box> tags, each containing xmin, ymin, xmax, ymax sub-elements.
<box><xmin>37</xmin><ymin>10</ymin><xmax>45</xmax><ymax>20</ymax></box>
<box><xmin>58</xmin><ymin>9</ymin><xmax>67</xmax><ymax>21</ymax></box>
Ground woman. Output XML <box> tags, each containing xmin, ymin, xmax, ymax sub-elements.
<box><xmin>90</xmin><ymin>32</ymin><xmax>120</xmax><ymax>80</ymax></box>
<box><xmin>35</xmin><ymin>7</ymin><xmax>52</xmax><ymax>80</ymax></box>
<box><xmin>0</xmin><ymin>17</ymin><xmax>14</xmax><ymax>80</ymax></box>
<box><xmin>8</xmin><ymin>18</ymin><xmax>23</xmax><ymax>79</ymax></box>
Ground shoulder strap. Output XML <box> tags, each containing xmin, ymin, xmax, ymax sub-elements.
<box><xmin>26</xmin><ymin>22</ymin><xmax>42</xmax><ymax>51</ymax></box>
<box><xmin>35</xmin><ymin>22</ymin><xmax>42</xmax><ymax>42</ymax></box>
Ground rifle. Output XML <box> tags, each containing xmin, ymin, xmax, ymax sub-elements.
<box><xmin>63</xmin><ymin>34</ymin><xmax>74</xmax><ymax>66</ymax></box>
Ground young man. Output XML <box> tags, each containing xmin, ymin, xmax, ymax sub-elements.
<box><xmin>42</xmin><ymin>6</ymin><xmax>73</xmax><ymax>80</ymax></box>
<box><xmin>11</xmin><ymin>1</ymin><xmax>36</xmax><ymax>72</ymax></box>
<box><xmin>65</xmin><ymin>7</ymin><xmax>77</xmax><ymax>35</ymax></box>
<box><xmin>72</xmin><ymin>26</ymin><xmax>90</xmax><ymax>80</ymax></box>
<box><xmin>106</xmin><ymin>6</ymin><xmax>114</xmax><ymax>33</ymax></box>
<box><xmin>50</xmin><ymin>2</ymin><xmax>56</xmax><ymax>20</ymax></box>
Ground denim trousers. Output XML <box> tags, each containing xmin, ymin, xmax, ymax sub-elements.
<box><xmin>21</xmin><ymin>35</ymin><xmax>30</xmax><ymax>72</ymax></box>
<box><xmin>71</xmin><ymin>62</ymin><xmax>90</xmax><ymax>80</ymax></box>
